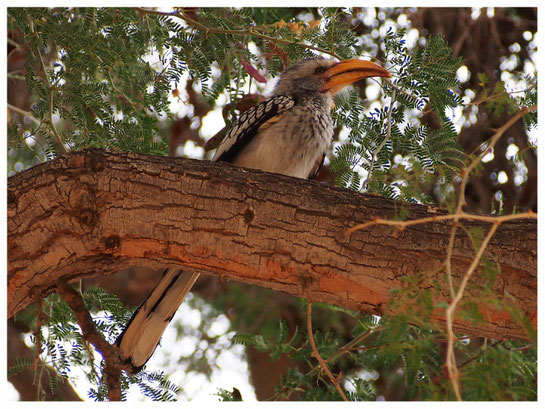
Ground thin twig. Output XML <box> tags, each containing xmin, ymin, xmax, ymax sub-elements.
<box><xmin>348</xmin><ymin>209</ymin><xmax>536</xmax><ymax>234</ymax></box>
<box><xmin>457</xmin><ymin>340</ymin><xmax>500</xmax><ymax>370</ymax></box>
<box><xmin>326</xmin><ymin>325</ymin><xmax>385</xmax><ymax>364</ymax></box>
<box><xmin>106</xmin><ymin>70</ymin><xmax>143</xmax><ymax>110</ymax></box>
<box><xmin>32</xmin><ymin>291</ymin><xmax>43</xmax><ymax>373</ymax></box>
<box><xmin>7</xmin><ymin>72</ymin><xmax>27</xmax><ymax>81</ymax></box>
<box><xmin>25</xmin><ymin>14</ymin><xmax>67</xmax><ymax>153</ymax></box>
<box><xmin>8</xmin><ymin>103</ymin><xmax>41</xmax><ymax>125</ymax></box>
<box><xmin>32</xmin><ymin>290</ymin><xmax>45</xmax><ymax>400</ymax></box>
<box><xmin>382</xmin><ymin>77</ymin><xmax>421</xmax><ymax>108</ymax></box>
<box><xmin>134</xmin><ymin>7</ymin><xmax>342</xmax><ymax>60</ymax></box>
<box><xmin>444</xmin><ymin>222</ymin><xmax>459</xmax><ymax>301</ymax></box>
<box><xmin>306</xmin><ymin>302</ymin><xmax>349</xmax><ymax>401</ymax></box>
<box><xmin>361</xmin><ymin>88</ymin><xmax>397</xmax><ymax>191</ymax></box>
<box><xmin>445</xmin><ymin>222</ymin><xmax>499</xmax><ymax>401</ymax></box>
<box><xmin>468</xmin><ymin>85</ymin><xmax>536</xmax><ymax>108</ymax></box>
<box><xmin>271</xmin><ymin>322</ymin><xmax>384</xmax><ymax>400</ymax></box>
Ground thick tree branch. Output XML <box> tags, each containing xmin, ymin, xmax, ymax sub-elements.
<box><xmin>8</xmin><ymin>149</ymin><xmax>536</xmax><ymax>340</ymax></box>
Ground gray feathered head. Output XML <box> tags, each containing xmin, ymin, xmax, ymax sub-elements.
<box><xmin>272</xmin><ymin>57</ymin><xmax>391</xmax><ymax>99</ymax></box>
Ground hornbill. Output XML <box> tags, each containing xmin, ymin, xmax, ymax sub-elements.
<box><xmin>116</xmin><ymin>57</ymin><xmax>391</xmax><ymax>372</ymax></box>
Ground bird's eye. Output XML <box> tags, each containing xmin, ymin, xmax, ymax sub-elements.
<box><xmin>314</xmin><ymin>67</ymin><xmax>327</xmax><ymax>74</ymax></box>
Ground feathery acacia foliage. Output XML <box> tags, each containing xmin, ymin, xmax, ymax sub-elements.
<box><xmin>8</xmin><ymin>8</ymin><xmax>171</xmax><ymax>161</ymax></box>
<box><xmin>8</xmin><ymin>7</ymin><xmax>536</xmax><ymax>401</ymax></box>
<box><xmin>12</xmin><ymin>287</ymin><xmax>179</xmax><ymax>401</ymax></box>
<box><xmin>331</xmin><ymin>28</ymin><xmax>465</xmax><ymax>204</ymax></box>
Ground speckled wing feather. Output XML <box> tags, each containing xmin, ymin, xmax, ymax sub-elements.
<box><xmin>214</xmin><ymin>95</ymin><xmax>295</xmax><ymax>163</ymax></box>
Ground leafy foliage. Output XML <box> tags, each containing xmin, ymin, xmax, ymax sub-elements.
<box><xmin>226</xmin><ymin>294</ymin><xmax>536</xmax><ymax>401</ymax></box>
<box><xmin>215</xmin><ymin>387</ymin><xmax>243</xmax><ymax>401</ymax></box>
<box><xmin>8</xmin><ymin>7</ymin><xmax>170</xmax><ymax>168</ymax></box>
<box><xmin>476</xmin><ymin>71</ymin><xmax>537</xmax><ymax>129</ymax></box>
<box><xmin>331</xmin><ymin>28</ymin><xmax>465</xmax><ymax>204</ymax></box>
<box><xmin>12</xmin><ymin>287</ymin><xmax>179</xmax><ymax>401</ymax></box>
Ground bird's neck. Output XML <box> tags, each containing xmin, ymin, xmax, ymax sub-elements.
<box><xmin>293</xmin><ymin>92</ymin><xmax>333</xmax><ymax>112</ymax></box>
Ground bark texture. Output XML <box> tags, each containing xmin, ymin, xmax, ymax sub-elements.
<box><xmin>8</xmin><ymin>149</ymin><xmax>536</xmax><ymax>340</ymax></box>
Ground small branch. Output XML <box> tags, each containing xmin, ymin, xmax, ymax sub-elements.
<box><xmin>445</xmin><ymin>222</ymin><xmax>499</xmax><ymax>401</ymax></box>
<box><xmin>306</xmin><ymin>302</ymin><xmax>349</xmax><ymax>401</ymax></box>
<box><xmin>467</xmin><ymin>85</ymin><xmax>536</xmax><ymax>108</ymax></box>
<box><xmin>8</xmin><ymin>103</ymin><xmax>41</xmax><ymax>125</ymax></box>
<box><xmin>56</xmin><ymin>282</ymin><xmax>129</xmax><ymax>401</ymax></box>
<box><xmin>272</xmin><ymin>323</ymin><xmax>384</xmax><ymax>400</ymax></box>
<box><xmin>32</xmin><ymin>291</ymin><xmax>43</xmax><ymax>373</ymax></box>
<box><xmin>457</xmin><ymin>340</ymin><xmax>501</xmax><ymax>370</ymax></box>
<box><xmin>47</xmin><ymin>87</ymin><xmax>68</xmax><ymax>153</ymax></box>
<box><xmin>326</xmin><ymin>325</ymin><xmax>384</xmax><ymax>364</ymax></box>
<box><xmin>362</xmin><ymin>89</ymin><xmax>397</xmax><ymax>191</ymax></box>
<box><xmin>106</xmin><ymin>70</ymin><xmax>143</xmax><ymax>110</ymax></box>
<box><xmin>7</xmin><ymin>36</ymin><xmax>22</xmax><ymax>53</ymax></box>
<box><xmin>32</xmin><ymin>290</ymin><xmax>46</xmax><ymax>400</ymax></box>
<box><xmin>349</xmin><ymin>209</ymin><xmax>536</xmax><ymax>233</ymax></box>
<box><xmin>382</xmin><ymin>77</ymin><xmax>420</xmax><ymax>106</ymax></box>
<box><xmin>25</xmin><ymin>14</ymin><xmax>67</xmax><ymax>153</ymax></box>
<box><xmin>134</xmin><ymin>7</ymin><xmax>342</xmax><ymax>60</ymax></box>
<box><xmin>445</xmin><ymin>222</ymin><xmax>459</xmax><ymax>301</ymax></box>
<box><xmin>7</xmin><ymin>72</ymin><xmax>27</xmax><ymax>81</ymax></box>
<box><xmin>450</xmin><ymin>10</ymin><xmax>481</xmax><ymax>57</ymax></box>
<box><xmin>455</xmin><ymin>105</ymin><xmax>536</xmax><ymax>215</ymax></box>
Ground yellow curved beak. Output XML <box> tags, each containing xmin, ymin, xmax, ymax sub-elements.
<box><xmin>324</xmin><ymin>59</ymin><xmax>391</xmax><ymax>95</ymax></box>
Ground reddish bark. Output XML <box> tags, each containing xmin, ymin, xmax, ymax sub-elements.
<box><xmin>8</xmin><ymin>149</ymin><xmax>536</xmax><ymax>341</ymax></box>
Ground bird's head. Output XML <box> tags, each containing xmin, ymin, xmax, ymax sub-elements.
<box><xmin>273</xmin><ymin>57</ymin><xmax>391</xmax><ymax>99</ymax></box>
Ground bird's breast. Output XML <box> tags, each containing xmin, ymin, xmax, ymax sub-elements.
<box><xmin>232</xmin><ymin>102</ymin><xmax>333</xmax><ymax>179</ymax></box>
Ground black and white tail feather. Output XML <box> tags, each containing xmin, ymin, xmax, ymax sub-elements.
<box><xmin>116</xmin><ymin>269</ymin><xmax>200</xmax><ymax>371</ymax></box>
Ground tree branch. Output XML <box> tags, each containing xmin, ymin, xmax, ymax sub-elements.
<box><xmin>306</xmin><ymin>302</ymin><xmax>349</xmax><ymax>401</ymax></box>
<box><xmin>440</xmin><ymin>105</ymin><xmax>537</xmax><ymax>399</ymax></box>
<box><xmin>445</xmin><ymin>222</ymin><xmax>499</xmax><ymax>400</ymax></box>
<box><xmin>134</xmin><ymin>7</ymin><xmax>342</xmax><ymax>60</ymax></box>
<box><xmin>55</xmin><ymin>282</ymin><xmax>129</xmax><ymax>401</ymax></box>
<box><xmin>25</xmin><ymin>14</ymin><xmax>67</xmax><ymax>154</ymax></box>
<box><xmin>8</xmin><ymin>149</ymin><xmax>536</xmax><ymax>341</ymax></box>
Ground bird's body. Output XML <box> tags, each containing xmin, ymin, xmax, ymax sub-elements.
<box><xmin>214</xmin><ymin>58</ymin><xmax>340</xmax><ymax>178</ymax></box>
<box><xmin>227</xmin><ymin>93</ymin><xmax>333</xmax><ymax>178</ymax></box>
<box><xmin>116</xmin><ymin>57</ymin><xmax>390</xmax><ymax>371</ymax></box>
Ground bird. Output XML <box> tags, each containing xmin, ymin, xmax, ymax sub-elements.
<box><xmin>115</xmin><ymin>57</ymin><xmax>391</xmax><ymax>372</ymax></box>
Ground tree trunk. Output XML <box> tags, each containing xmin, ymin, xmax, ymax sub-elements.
<box><xmin>8</xmin><ymin>149</ymin><xmax>536</xmax><ymax>340</ymax></box>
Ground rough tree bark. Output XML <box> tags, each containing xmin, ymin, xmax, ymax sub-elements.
<box><xmin>8</xmin><ymin>149</ymin><xmax>536</xmax><ymax>340</ymax></box>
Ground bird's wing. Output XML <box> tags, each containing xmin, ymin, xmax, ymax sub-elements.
<box><xmin>213</xmin><ymin>95</ymin><xmax>295</xmax><ymax>163</ymax></box>
<box><xmin>308</xmin><ymin>152</ymin><xmax>326</xmax><ymax>180</ymax></box>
